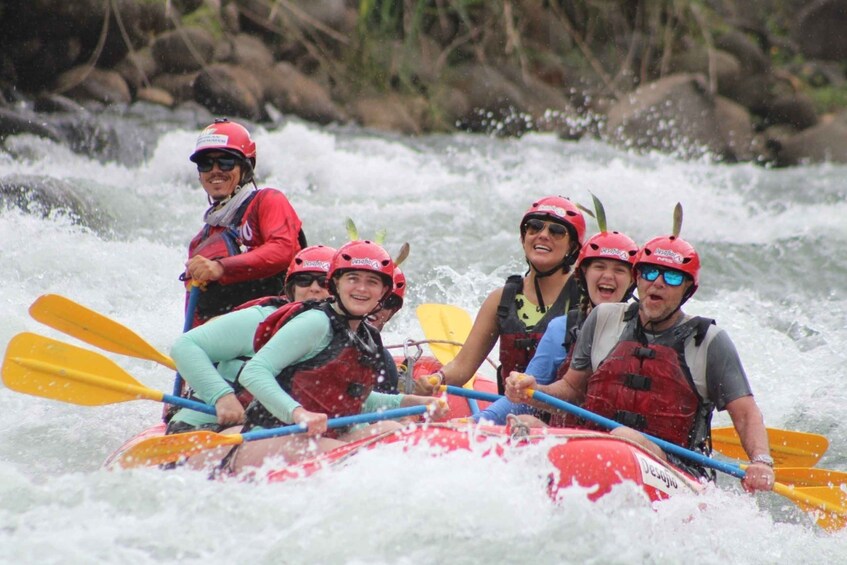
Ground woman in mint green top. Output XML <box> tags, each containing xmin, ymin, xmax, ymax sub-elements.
<box><xmin>183</xmin><ymin>241</ymin><xmax>445</xmax><ymax>473</ymax></box>
<box><xmin>167</xmin><ymin>245</ymin><xmax>336</xmax><ymax>433</ymax></box>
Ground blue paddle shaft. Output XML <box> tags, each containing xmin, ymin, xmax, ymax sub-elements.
<box><xmin>241</xmin><ymin>405</ymin><xmax>429</xmax><ymax>442</ymax></box>
<box><xmin>161</xmin><ymin>393</ymin><xmax>216</xmax><ymax>416</ymax></box>
<box><xmin>531</xmin><ymin>391</ymin><xmax>746</xmax><ymax>479</ymax></box>
<box><xmin>444</xmin><ymin>385</ymin><xmax>501</xmax><ymax>403</ymax></box>
<box><xmin>171</xmin><ymin>285</ymin><xmax>201</xmax><ymax>400</ymax></box>
<box><xmin>442</xmin><ymin>385</ymin><xmax>747</xmax><ymax>479</ymax></box>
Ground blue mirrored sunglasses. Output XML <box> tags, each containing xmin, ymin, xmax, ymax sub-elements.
<box><xmin>638</xmin><ymin>265</ymin><xmax>686</xmax><ymax>287</ymax></box>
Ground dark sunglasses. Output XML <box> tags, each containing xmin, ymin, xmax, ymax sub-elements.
<box><xmin>638</xmin><ymin>265</ymin><xmax>687</xmax><ymax>287</ymax></box>
<box><xmin>196</xmin><ymin>155</ymin><xmax>238</xmax><ymax>173</ymax></box>
<box><xmin>290</xmin><ymin>273</ymin><xmax>327</xmax><ymax>288</ymax></box>
<box><xmin>523</xmin><ymin>218</ymin><xmax>569</xmax><ymax>240</ymax></box>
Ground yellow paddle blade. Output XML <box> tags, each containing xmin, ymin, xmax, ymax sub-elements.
<box><xmin>2</xmin><ymin>333</ymin><xmax>161</xmax><ymax>406</ymax></box>
<box><xmin>775</xmin><ymin>483</ymin><xmax>847</xmax><ymax>532</ymax></box>
<box><xmin>115</xmin><ymin>431</ymin><xmax>243</xmax><ymax>469</ymax></box>
<box><xmin>29</xmin><ymin>294</ymin><xmax>176</xmax><ymax>370</ymax></box>
<box><xmin>773</xmin><ymin>467</ymin><xmax>847</xmax><ymax>488</ymax></box>
<box><xmin>712</xmin><ymin>426</ymin><xmax>828</xmax><ymax>467</ymax></box>
<box><xmin>416</xmin><ymin>303</ymin><xmax>473</xmax><ymax>366</ymax></box>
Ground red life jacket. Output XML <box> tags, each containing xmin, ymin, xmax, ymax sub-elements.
<box><xmin>245</xmin><ymin>301</ymin><xmax>386</xmax><ymax>428</ymax></box>
<box><xmin>571</xmin><ymin>304</ymin><xmax>714</xmax><ymax>450</ymax></box>
<box><xmin>495</xmin><ymin>275</ymin><xmax>581</xmax><ymax>394</ymax></box>
<box><xmin>187</xmin><ymin>191</ymin><xmax>308</xmax><ymax>325</ymax></box>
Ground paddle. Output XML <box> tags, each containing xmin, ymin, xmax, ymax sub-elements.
<box><xmin>440</xmin><ymin>386</ymin><xmax>846</xmax><ymax>488</ymax></box>
<box><xmin>711</xmin><ymin>425</ymin><xmax>828</xmax><ymax>468</ymax></box>
<box><xmin>172</xmin><ymin>284</ymin><xmax>201</xmax><ymax>399</ymax></box>
<box><xmin>2</xmin><ymin>333</ymin><xmax>214</xmax><ymax>415</ymax></box>
<box><xmin>415</xmin><ymin>303</ymin><xmax>480</xmax><ymax>414</ymax></box>
<box><xmin>415</xmin><ymin>303</ymin><xmax>474</xmax><ymax>366</ymax></box>
<box><xmin>526</xmin><ymin>388</ymin><xmax>847</xmax><ymax>531</ymax></box>
<box><xmin>29</xmin><ymin>294</ymin><xmax>177</xmax><ymax>370</ymax></box>
<box><xmin>114</xmin><ymin>405</ymin><xmax>428</xmax><ymax>469</ymax></box>
<box><xmin>437</xmin><ymin>385</ymin><xmax>826</xmax><ymax>468</ymax></box>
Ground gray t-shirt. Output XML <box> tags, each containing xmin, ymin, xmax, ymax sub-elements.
<box><xmin>571</xmin><ymin>303</ymin><xmax>752</xmax><ymax>411</ymax></box>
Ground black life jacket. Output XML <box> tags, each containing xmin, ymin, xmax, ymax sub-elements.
<box><xmin>495</xmin><ymin>275</ymin><xmax>581</xmax><ymax>394</ymax></box>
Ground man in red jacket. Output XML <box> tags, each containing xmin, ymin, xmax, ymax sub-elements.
<box><xmin>184</xmin><ymin>118</ymin><xmax>306</xmax><ymax>326</ymax></box>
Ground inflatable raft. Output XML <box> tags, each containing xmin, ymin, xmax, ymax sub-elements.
<box><xmin>104</xmin><ymin>421</ymin><xmax>702</xmax><ymax>504</ymax></box>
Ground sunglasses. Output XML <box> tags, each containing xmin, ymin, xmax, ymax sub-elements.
<box><xmin>638</xmin><ymin>265</ymin><xmax>687</xmax><ymax>287</ymax></box>
<box><xmin>196</xmin><ymin>155</ymin><xmax>238</xmax><ymax>173</ymax></box>
<box><xmin>290</xmin><ymin>273</ymin><xmax>327</xmax><ymax>288</ymax></box>
<box><xmin>522</xmin><ymin>218</ymin><xmax>569</xmax><ymax>240</ymax></box>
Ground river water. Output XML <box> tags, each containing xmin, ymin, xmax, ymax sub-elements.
<box><xmin>1</xmin><ymin>107</ymin><xmax>846</xmax><ymax>563</ymax></box>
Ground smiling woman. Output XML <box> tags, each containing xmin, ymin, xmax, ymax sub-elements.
<box><xmin>413</xmin><ymin>195</ymin><xmax>586</xmax><ymax>397</ymax></box>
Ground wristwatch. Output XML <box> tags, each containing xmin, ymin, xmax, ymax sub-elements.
<box><xmin>750</xmin><ymin>454</ymin><xmax>774</xmax><ymax>467</ymax></box>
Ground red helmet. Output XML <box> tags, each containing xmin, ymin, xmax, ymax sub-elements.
<box><xmin>189</xmin><ymin>118</ymin><xmax>257</xmax><ymax>166</ymax></box>
<box><xmin>329</xmin><ymin>240</ymin><xmax>395</xmax><ymax>294</ymax></box>
<box><xmin>634</xmin><ymin>235</ymin><xmax>700</xmax><ymax>290</ymax></box>
<box><xmin>576</xmin><ymin>231</ymin><xmax>639</xmax><ymax>270</ymax></box>
<box><xmin>285</xmin><ymin>245</ymin><xmax>336</xmax><ymax>281</ymax></box>
<box><xmin>520</xmin><ymin>195</ymin><xmax>586</xmax><ymax>244</ymax></box>
<box><xmin>382</xmin><ymin>267</ymin><xmax>406</xmax><ymax>310</ymax></box>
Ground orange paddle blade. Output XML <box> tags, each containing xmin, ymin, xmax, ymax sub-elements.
<box><xmin>115</xmin><ymin>431</ymin><xmax>243</xmax><ymax>469</ymax></box>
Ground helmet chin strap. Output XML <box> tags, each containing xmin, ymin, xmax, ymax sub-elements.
<box><xmin>527</xmin><ymin>245</ymin><xmax>578</xmax><ymax>313</ymax></box>
<box><xmin>332</xmin><ymin>295</ymin><xmax>366</xmax><ymax>321</ymax></box>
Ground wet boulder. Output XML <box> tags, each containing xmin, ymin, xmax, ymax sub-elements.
<box><xmin>771</xmin><ymin>112</ymin><xmax>847</xmax><ymax>165</ymax></box>
<box><xmin>263</xmin><ymin>62</ymin><xmax>346</xmax><ymax>125</ymax></box>
<box><xmin>793</xmin><ymin>0</ymin><xmax>847</xmax><ymax>61</ymax></box>
<box><xmin>0</xmin><ymin>108</ymin><xmax>65</xmax><ymax>142</ymax></box>
<box><xmin>53</xmin><ymin>66</ymin><xmax>132</xmax><ymax>106</ymax></box>
<box><xmin>604</xmin><ymin>73</ymin><xmax>752</xmax><ymax>161</ymax></box>
<box><xmin>193</xmin><ymin>64</ymin><xmax>263</xmax><ymax>121</ymax></box>
<box><xmin>152</xmin><ymin>28</ymin><xmax>216</xmax><ymax>73</ymax></box>
<box><xmin>0</xmin><ymin>174</ymin><xmax>115</xmax><ymax>232</ymax></box>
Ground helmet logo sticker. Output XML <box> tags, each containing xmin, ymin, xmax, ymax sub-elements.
<box><xmin>653</xmin><ymin>247</ymin><xmax>684</xmax><ymax>264</ymax></box>
<box><xmin>351</xmin><ymin>257</ymin><xmax>381</xmax><ymax>270</ymax></box>
<box><xmin>195</xmin><ymin>133</ymin><xmax>229</xmax><ymax>149</ymax></box>
<box><xmin>302</xmin><ymin>260</ymin><xmax>330</xmax><ymax>270</ymax></box>
<box><xmin>599</xmin><ymin>247</ymin><xmax>630</xmax><ymax>261</ymax></box>
<box><xmin>535</xmin><ymin>204</ymin><xmax>567</xmax><ymax>218</ymax></box>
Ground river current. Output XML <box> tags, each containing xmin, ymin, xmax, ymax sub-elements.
<box><xmin>1</xmin><ymin>109</ymin><xmax>845</xmax><ymax>563</ymax></box>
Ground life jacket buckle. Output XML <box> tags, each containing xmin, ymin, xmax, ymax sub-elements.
<box><xmin>623</xmin><ymin>373</ymin><xmax>652</xmax><ymax>391</ymax></box>
<box><xmin>347</xmin><ymin>382</ymin><xmax>367</xmax><ymax>398</ymax></box>
<box><xmin>633</xmin><ymin>346</ymin><xmax>655</xmax><ymax>359</ymax></box>
<box><xmin>614</xmin><ymin>410</ymin><xmax>647</xmax><ymax>430</ymax></box>
<box><xmin>514</xmin><ymin>337</ymin><xmax>535</xmax><ymax>350</ymax></box>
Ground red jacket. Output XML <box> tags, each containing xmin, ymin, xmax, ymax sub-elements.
<box><xmin>187</xmin><ymin>188</ymin><xmax>306</xmax><ymax>323</ymax></box>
